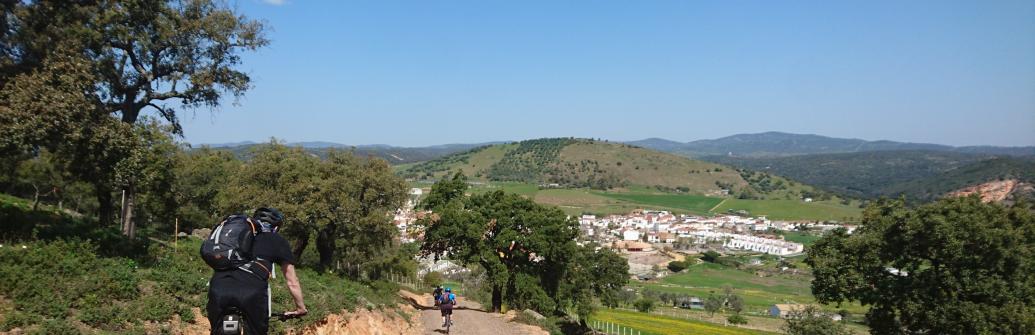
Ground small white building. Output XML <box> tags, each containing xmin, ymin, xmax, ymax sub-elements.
<box><xmin>623</xmin><ymin>230</ymin><xmax>641</xmax><ymax>241</ymax></box>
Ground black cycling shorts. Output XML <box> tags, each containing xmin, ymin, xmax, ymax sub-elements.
<box><xmin>440</xmin><ymin>303</ymin><xmax>453</xmax><ymax>316</ymax></box>
<box><xmin>207</xmin><ymin>271</ymin><xmax>269</xmax><ymax>335</ymax></box>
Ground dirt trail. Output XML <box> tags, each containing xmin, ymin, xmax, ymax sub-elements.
<box><xmin>401</xmin><ymin>291</ymin><xmax>548</xmax><ymax>335</ymax></box>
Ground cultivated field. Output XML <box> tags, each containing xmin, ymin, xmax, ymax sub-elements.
<box><xmin>713</xmin><ymin>199</ymin><xmax>861</xmax><ymax>221</ymax></box>
<box><xmin>410</xmin><ymin>180</ymin><xmax>861</xmax><ymax>220</ymax></box>
<box><xmin>594</xmin><ymin>192</ymin><xmax>724</xmax><ymax>214</ymax></box>
<box><xmin>589</xmin><ymin>309</ymin><xmax>777</xmax><ymax>335</ymax></box>
<box><xmin>630</xmin><ymin>262</ymin><xmax>869</xmax><ymax>316</ymax></box>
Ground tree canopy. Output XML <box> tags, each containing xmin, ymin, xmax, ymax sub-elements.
<box><xmin>218</xmin><ymin>142</ymin><xmax>408</xmax><ymax>277</ymax></box>
<box><xmin>418</xmin><ymin>172</ymin><xmax>628</xmax><ymax>319</ymax></box>
<box><xmin>0</xmin><ymin>0</ymin><xmax>268</xmax><ymax>234</ymax></box>
<box><xmin>806</xmin><ymin>196</ymin><xmax>1035</xmax><ymax>334</ymax></box>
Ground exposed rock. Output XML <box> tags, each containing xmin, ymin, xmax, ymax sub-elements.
<box><xmin>191</xmin><ymin>228</ymin><xmax>212</xmax><ymax>239</ymax></box>
<box><xmin>947</xmin><ymin>179</ymin><xmax>1019</xmax><ymax>203</ymax></box>
<box><xmin>521</xmin><ymin>309</ymin><xmax>546</xmax><ymax>320</ymax></box>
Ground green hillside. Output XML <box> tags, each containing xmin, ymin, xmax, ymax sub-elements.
<box><xmin>401</xmin><ymin>138</ymin><xmax>826</xmax><ymax>199</ymax></box>
<box><xmin>883</xmin><ymin>156</ymin><xmax>1035</xmax><ymax>201</ymax></box>
<box><xmin>401</xmin><ymin>139</ymin><xmax>862</xmax><ymax>219</ymax></box>
<box><xmin>709</xmin><ymin>151</ymin><xmax>1035</xmax><ymax>202</ymax></box>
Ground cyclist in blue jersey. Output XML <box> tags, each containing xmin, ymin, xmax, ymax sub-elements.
<box><xmin>439</xmin><ymin>287</ymin><xmax>457</xmax><ymax>328</ymax></box>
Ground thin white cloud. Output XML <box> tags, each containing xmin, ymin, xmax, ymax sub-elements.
<box><xmin>263</xmin><ymin>0</ymin><xmax>287</xmax><ymax>5</ymax></box>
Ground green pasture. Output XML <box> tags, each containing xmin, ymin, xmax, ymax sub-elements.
<box><xmin>593</xmin><ymin>192</ymin><xmax>724</xmax><ymax>214</ymax></box>
<box><xmin>713</xmin><ymin>199</ymin><xmax>861</xmax><ymax>221</ymax></box>
<box><xmin>633</xmin><ymin>262</ymin><xmax>868</xmax><ymax>315</ymax></box>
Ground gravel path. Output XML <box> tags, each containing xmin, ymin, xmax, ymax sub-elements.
<box><xmin>412</xmin><ymin>294</ymin><xmax>546</xmax><ymax>335</ymax></box>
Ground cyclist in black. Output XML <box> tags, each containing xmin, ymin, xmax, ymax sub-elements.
<box><xmin>207</xmin><ymin>207</ymin><xmax>307</xmax><ymax>335</ymax></box>
<box><xmin>433</xmin><ymin>286</ymin><xmax>444</xmax><ymax>306</ymax></box>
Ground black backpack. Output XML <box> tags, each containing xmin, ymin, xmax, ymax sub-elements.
<box><xmin>200</xmin><ymin>215</ymin><xmax>262</xmax><ymax>271</ymax></box>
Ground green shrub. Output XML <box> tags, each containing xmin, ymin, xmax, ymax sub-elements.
<box><xmin>130</xmin><ymin>293</ymin><xmax>181</xmax><ymax>322</ymax></box>
<box><xmin>0</xmin><ymin>310</ymin><xmax>35</xmax><ymax>331</ymax></box>
<box><xmin>29</xmin><ymin>318</ymin><xmax>81</xmax><ymax>335</ymax></box>
<box><xmin>77</xmin><ymin>294</ymin><xmax>129</xmax><ymax>329</ymax></box>
<box><xmin>700</xmin><ymin>250</ymin><xmax>721</xmax><ymax>263</ymax></box>
<box><xmin>0</xmin><ymin>240</ymin><xmax>138</xmax><ymax>318</ymax></box>
<box><xmin>512</xmin><ymin>312</ymin><xmax>563</xmax><ymax>335</ymax></box>
<box><xmin>728</xmin><ymin>314</ymin><xmax>748</xmax><ymax>325</ymax></box>
<box><xmin>422</xmin><ymin>271</ymin><xmax>444</xmax><ymax>287</ymax></box>
<box><xmin>634</xmin><ymin>298</ymin><xmax>656</xmax><ymax>313</ymax></box>
<box><xmin>667</xmin><ymin>261</ymin><xmax>687</xmax><ymax>272</ymax></box>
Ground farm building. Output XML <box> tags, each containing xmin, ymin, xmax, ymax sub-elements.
<box><xmin>679</xmin><ymin>297</ymin><xmax>704</xmax><ymax>310</ymax></box>
<box><xmin>770</xmin><ymin>304</ymin><xmax>807</xmax><ymax>318</ymax></box>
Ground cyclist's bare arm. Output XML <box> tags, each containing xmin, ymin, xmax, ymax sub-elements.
<box><xmin>281</xmin><ymin>263</ymin><xmax>307</xmax><ymax>316</ymax></box>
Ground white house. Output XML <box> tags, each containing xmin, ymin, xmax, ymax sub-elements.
<box><xmin>623</xmin><ymin>230</ymin><xmax>641</xmax><ymax>241</ymax></box>
<box><xmin>692</xmin><ymin>231</ymin><xmax>805</xmax><ymax>256</ymax></box>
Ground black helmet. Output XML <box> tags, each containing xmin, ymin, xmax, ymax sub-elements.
<box><xmin>253</xmin><ymin>207</ymin><xmax>284</xmax><ymax>226</ymax></box>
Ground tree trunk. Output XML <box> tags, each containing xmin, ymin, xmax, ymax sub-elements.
<box><xmin>316</xmin><ymin>222</ymin><xmax>337</xmax><ymax>272</ymax></box>
<box><xmin>97</xmin><ymin>187</ymin><xmax>114</xmax><ymax>226</ymax></box>
<box><xmin>291</xmin><ymin>231</ymin><xmax>309</xmax><ymax>261</ymax></box>
<box><xmin>120</xmin><ymin>185</ymin><xmax>136</xmax><ymax>239</ymax></box>
<box><xmin>491</xmin><ymin>284</ymin><xmax>503</xmax><ymax>313</ymax></box>
<box><xmin>31</xmin><ymin>185</ymin><xmax>40</xmax><ymax>211</ymax></box>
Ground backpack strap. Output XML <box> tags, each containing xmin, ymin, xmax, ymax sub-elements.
<box><xmin>210</xmin><ymin>219</ymin><xmax>228</xmax><ymax>244</ymax></box>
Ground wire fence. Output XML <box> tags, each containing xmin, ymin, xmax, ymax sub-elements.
<box><xmin>587</xmin><ymin>319</ymin><xmax>644</xmax><ymax>335</ymax></box>
<box><xmin>616</xmin><ymin>307</ymin><xmax>719</xmax><ymax>323</ymax></box>
<box><xmin>387</xmin><ymin>272</ymin><xmax>425</xmax><ymax>291</ymax></box>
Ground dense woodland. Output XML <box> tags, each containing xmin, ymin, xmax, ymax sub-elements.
<box><xmin>710</xmin><ymin>151</ymin><xmax>1035</xmax><ymax>202</ymax></box>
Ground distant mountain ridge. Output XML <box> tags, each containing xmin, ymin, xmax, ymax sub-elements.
<box><xmin>197</xmin><ymin>132</ymin><xmax>1034</xmax><ymax>163</ymax></box>
<box><xmin>194</xmin><ymin>141</ymin><xmax>503</xmax><ymax>164</ymax></box>
<box><xmin>626</xmin><ymin>132</ymin><xmax>1035</xmax><ymax>157</ymax></box>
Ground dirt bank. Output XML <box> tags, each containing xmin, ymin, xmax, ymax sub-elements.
<box><xmin>159</xmin><ymin>303</ymin><xmax>422</xmax><ymax>335</ymax></box>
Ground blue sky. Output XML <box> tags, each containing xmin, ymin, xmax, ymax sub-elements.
<box><xmin>180</xmin><ymin>0</ymin><xmax>1035</xmax><ymax>147</ymax></box>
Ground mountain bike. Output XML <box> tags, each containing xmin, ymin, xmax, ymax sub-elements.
<box><xmin>221</xmin><ymin>307</ymin><xmax>300</xmax><ymax>335</ymax></box>
<box><xmin>444</xmin><ymin>313</ymin><xmax>453</xmax><ymax>334</ymax></box>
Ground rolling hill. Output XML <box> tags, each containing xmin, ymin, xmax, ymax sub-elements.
<box><xmin>399</xmin><ymin>138</ymin><xmax>828</xmax><ymax>201</ymax></box>
<box><xmin>628</xmin><ymin>132</ymin><xmax>1035</xmax><ymax>158</ymax></box>
<box><xmin>709</xmin><ymin>151</ymin><xmax>1035</xmax><ymax>202</ymax></box>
